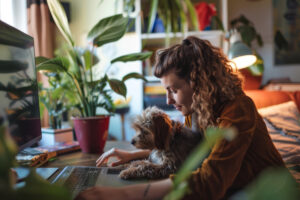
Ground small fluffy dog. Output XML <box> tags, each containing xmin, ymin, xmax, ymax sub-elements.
<box><xmin>119</xmin><ymin>106</ymin><xmax>202</xmax><ymax>180</ymax></box>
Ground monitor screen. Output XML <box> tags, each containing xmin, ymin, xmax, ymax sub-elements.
<box><xmin>0</xmin><ymin>20</ymin><xmax>41</xmax><ymax>151</ymax></box>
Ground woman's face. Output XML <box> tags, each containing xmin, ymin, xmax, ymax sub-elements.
<box><xmin>161</xmin><ymin>71</ymin><xmax>194</xmax><ymax>116</ymax></box>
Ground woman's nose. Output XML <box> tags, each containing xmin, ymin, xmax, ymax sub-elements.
<box><xmin>166</xmin><ymin>93</ymin><xmax>175</xmax><ymax>105</ymax></box>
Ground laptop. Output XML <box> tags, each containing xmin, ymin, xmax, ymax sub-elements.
<box><xmin>52</xmin><ymin>166</ymin><xmax>147</xmax><ymax>198</ymax></box>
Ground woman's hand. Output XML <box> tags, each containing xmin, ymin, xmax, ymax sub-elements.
<box><xmin>75</xmin><ymin>179</ymin><xmax>172</xmax><ymax>200</ymax></box>
<box><xmin>96</xmin><ymin>148</ymin><xmax>133</xmax><ymax>167</ymax></box>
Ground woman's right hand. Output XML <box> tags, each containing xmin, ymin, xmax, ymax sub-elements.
<box><xmin>96</xmin><ymin>148</ymin><xmax>133</xmax><ymax>167</ymax></box>
<box><xmin>96</xmin><ymin>148</ymin><xmax>151</xmax><ymax>167</ymax></box>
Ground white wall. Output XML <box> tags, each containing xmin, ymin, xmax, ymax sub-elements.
<box><xmin>228</xmin><ymin>0</ymin><xmax>300</xmax><ymax>84</ymax></box>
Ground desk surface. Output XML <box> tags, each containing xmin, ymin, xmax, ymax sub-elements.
<box><xmin>43</xmin><ymin>141</ymin><xmax>136</xmax><ymax>181</ymax></box>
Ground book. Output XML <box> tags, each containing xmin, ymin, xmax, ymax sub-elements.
<box><xmin>35</xmin><ymin>141</ymin><xmax>81</xmax><ymax>156</ymax></box>
<box><xmin>16</xmin><ymin>151</ymin><xmax>49</xmax><ymax>167</ymax></box>
<box><xmin>16</xmin><ymin>141</ymin><xmax>81</xmax><ymax>167</ymax></box>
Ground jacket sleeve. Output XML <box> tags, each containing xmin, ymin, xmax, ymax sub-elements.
<box><xmin>183</xmin><ymin>97</ymin><xmax>257</xmax><ymax>200</ymax></box>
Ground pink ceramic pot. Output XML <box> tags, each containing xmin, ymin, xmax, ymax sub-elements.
<box><xmin>73</xmin><ymin>116</ymin><xmax>110</xmax><ymax>154</ymax></box>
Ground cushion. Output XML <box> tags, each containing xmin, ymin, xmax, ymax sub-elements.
<box><xmin>258</xmin><ymin>101</ymin><xmax>300</xmax><ymax>140</ymax></box>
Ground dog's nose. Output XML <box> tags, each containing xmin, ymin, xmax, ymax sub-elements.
<box><xmin>131</xmin><ymin>140</ymin><xmax>136</xmax><ymax>145</ymax></box>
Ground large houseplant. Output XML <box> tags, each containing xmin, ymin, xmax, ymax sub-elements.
<box><xmin>37</xmin><ymin>0</ymin><xmax>151</xmax><ymax>153</ymax></box>
<box><xmin>230</xmin><ymin>15</ymin><xmax>264</xmax><ymax>77</ymax></box>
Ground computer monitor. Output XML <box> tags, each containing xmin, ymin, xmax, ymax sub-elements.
<box><xmin>0</xmin><ymin>20</ymin><xmax>41</xmax><ymax>151</ymax></box>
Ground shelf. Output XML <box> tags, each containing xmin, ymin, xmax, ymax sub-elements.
<box><xmin>141</xmin><ymin>30</ymin><xmax>223</xmax><ymax>40</ymax></box>
<box><xmin>145</xmin><ymin>76</ymin><xmax>160</xmax><ymax>82</ymax></box>
<box><xmin>141</xmin><ymin>30</ymin><xmax>224</xmax><ymax>48</ymax></box>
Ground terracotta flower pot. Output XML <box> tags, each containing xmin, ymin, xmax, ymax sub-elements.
<box><xmin>73</xmin><ymin>116</ymin><xmax>110</xmax><ymax>154</ymax></box>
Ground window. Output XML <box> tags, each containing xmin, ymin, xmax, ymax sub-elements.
<box><xmin>0</xmin><ymin>0</ymin><xmax>27</xmax><ymax>33</ymax></box>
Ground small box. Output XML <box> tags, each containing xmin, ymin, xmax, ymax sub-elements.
<box><xmin>40</xmin><ymin>128</ymin><xmax>73</xmax><ymax>146</ymax></box>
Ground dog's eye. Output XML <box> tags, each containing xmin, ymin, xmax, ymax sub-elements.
<box><xmin>141</xmin><ymin>130</ymin><xmax>149</xmax><ymax>135</ymax></box>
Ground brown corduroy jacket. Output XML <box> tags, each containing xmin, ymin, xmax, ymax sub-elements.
<box><xmin>181</xmin><ymin>94</ymin><xmax>285</xmax><ymax>200</ymax></box>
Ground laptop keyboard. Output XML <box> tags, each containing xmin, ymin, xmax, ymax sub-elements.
<box><xmin>64</xmin><ymin>167</ymin><xmax>102</xmax><ymax>196</ymax></box>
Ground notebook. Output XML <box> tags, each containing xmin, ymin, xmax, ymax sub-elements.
<box><xmin>52</xmin><ymin>166</ymin><xmax>147</xmax><ymax>198</ymax></box>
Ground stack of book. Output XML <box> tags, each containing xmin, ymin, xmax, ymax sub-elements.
<box><xmin>16</xmin><ymin>141</ymin><xmax>81</xmax><ymax>167</ymax></box>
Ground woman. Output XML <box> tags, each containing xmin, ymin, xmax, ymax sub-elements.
<box><xmin>75</xmin><ymin>36</ymin><xmax>284</xmax><ymax>200</ymax></box>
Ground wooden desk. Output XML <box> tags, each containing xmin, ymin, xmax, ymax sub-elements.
<box><xmin>43</xmin><ymin>141</ymin><xmax>136</xmax><ymax>181</ymax></box>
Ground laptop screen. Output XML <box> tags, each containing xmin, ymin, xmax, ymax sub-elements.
<box><xmin>0</xmin><ymin>20</ymin><xmax>41</xmax><ymax>151</ymax></box>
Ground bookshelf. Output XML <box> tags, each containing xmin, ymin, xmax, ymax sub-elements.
<box><xmin>135</xmin><ymin>0</ymin><xmax>228</xmax><ymax>111</ymax></box>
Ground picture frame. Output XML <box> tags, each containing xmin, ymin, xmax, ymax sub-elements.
<box><xmin>273</xmin><ymin>0</ymin><xmax>300</xmax><ymax>66</ymax></box>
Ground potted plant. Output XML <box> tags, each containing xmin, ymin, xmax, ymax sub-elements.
<box><xmin>38</xmin><ymin>72</ymin><xmax>76</xmax><ymax>146</ymax></box>
<box><xmin>37</xmin><ymin>0</ymin><xmax>152</xmax><ymax>153</ymax></box>
<box><xmin>230</xmin><ymin>15</ymin><xmax>264</xmax><ymax>77</ymax></box>
<box><xmin>228</xmin><ymin>15</ymin><xmax>266</xmax><ymax>89</ymax></box>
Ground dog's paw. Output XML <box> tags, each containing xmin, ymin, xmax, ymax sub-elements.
<box><xmin>130</xmin><ymin>161</ymin><xmax>142</xmax><ymax>167</ymax></box>
<box><xmin>119</xmin><ymin>169</ymin><xmax>134</xmax><ymax>180</ymax></box>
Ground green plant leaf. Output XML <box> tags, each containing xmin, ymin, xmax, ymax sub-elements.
<box><xmin>87</xmin><ymin>14</ymin><xmax>128</xmax><ymax>47</ymax></box>
<box><xmin>231</xmin><ymin>168</ymin><xmax>300</xmax><ymax>200</ymax></box>
<box><xmin>122</xmin><ymin>72</ymin><xmax>147</xmax><ymax>82</ymax></box>
<box><xmin>83</xmin><ymin>50</ymin><xmax>99</xmax><ymax>70</ymax></box>
<box><xmin>212</xmin><ymin>16</ymin><xmax>225</xmax><ymax>32</ymax></box>
<box><xmin>247</xmin><ymin>53</ymin><xmax>264</xmax><ymax>76</ymax></box>
<box><xmin>165</xmin><ymin>127</ymin><xmax>236</xmax><ymax>200</ymax></box>
<box><xmin>0</xmin><ymin>125</ymin><xmax>18</xmax><ymax>183</ymax></box>
<box><xmin>147</xmin><ymin>0</ymin><xmax>158</xmax><ymax>33</ymax></box>
<box><xmin>37</xmin><ymin>57</ymin><xmax>69</xmax><ymax>73</ymax></box>
<box><xmin>256</xmin><ymin>34</ymin><xmax>263</xmax><ymax>47</ymax></box>
<box><xmin>238</xmin><ymin>15</ymin><xmax>251</xmax><ymax>26</ymax></box>
<box><xmin>83</xmin><ymin>50</ymin><xmax>92</xmax><ymax>70</ymax></box>
<box><xmin>47</xmin><ymin>0</ymin><xmax>74</xmax><ymax>46</ymax></box>
<box><xmin>239</xmin><ymin>25</ymin><xmax>256</xmax><ymax>47</ymax></box>
<box><xmin>248</xmin><ymin>64</ymin><xmax>264</xmax><ymax>76</ymax></box>
<box><xmin>275</xmin><ymin>30</ymin><xmax>289</xmax><ymax>51</ymax></box>
<box><xmin>35</xmin><ymin>56</ymin><xmax>49</xmax><ymax>65</ymax></box>
<box><xmin>108</xmin><ymin>79</ymin><xmax>127</xmax><ymax>97</ymax></box>
<box><xmin>184</xmin><ymin>0</ymin><xmax>198</xmax><ymax>31</ymax></box>
<box><xmin>111</xmin><ymin>51</ymin><xmax>152</xmax><ymax>63</ymax></box>
<box><xmin>97</xmin><ymin>90</ymin><xmax>115</xmax><ymax>113</ymax></box>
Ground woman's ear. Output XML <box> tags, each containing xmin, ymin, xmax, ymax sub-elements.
<box><xmin>152</xmin><ymin>114</ymin><xmax>172</xmax><ymax>150</ymax></box>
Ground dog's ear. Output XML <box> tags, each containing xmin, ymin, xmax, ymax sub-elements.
<box><xmin>152</xmin><ymin>114</ymin><xmax>172</xmax><ymax>150</ymax></box>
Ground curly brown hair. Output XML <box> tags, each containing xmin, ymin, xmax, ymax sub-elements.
<box><xmin>154</xmin><ymin>36</ymin><xmax>244</xmax><ymax>130</ymax></box>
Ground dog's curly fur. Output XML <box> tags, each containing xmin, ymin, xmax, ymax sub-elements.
<box><xmin>119</xmin><ymin>106</ymin><xmax>202</xmax><ymax>180</ymax></box>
